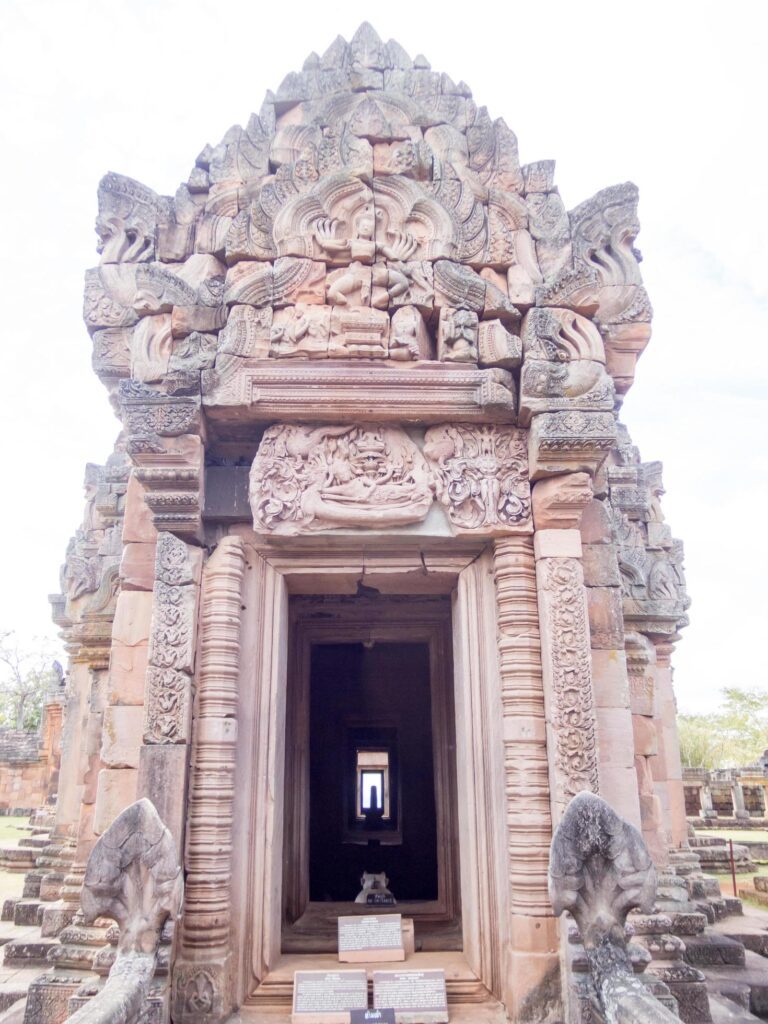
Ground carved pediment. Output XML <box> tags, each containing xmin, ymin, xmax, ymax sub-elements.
<box><xmin>249</xmin><ymin>422</ymin><xmax>432</xmax><ymax>534</ymax></box>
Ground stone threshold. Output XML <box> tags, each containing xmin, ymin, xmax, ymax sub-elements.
<box><xmin>233</xmin><ymin>1001</ymin><xmax>507</xmax><ymax>1024</ymax></box>
<box><xmin>246</xmin><ymin>951</ymin><xmax>494</xmax><ymax>1007</ymax></box>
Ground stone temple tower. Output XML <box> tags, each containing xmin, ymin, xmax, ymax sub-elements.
<box><xmin>44</xmin><ymin>22</ymin><xmax>690</xmax><ymax>1024</ymax></box>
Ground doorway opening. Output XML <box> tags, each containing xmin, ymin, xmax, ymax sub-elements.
<box><xmin>281</xmin><ymin>594</ymin><xmax>461</xmax><ymax>953</ymax></box>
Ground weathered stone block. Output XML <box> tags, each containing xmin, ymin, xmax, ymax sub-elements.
<box><xmin>582</xmin><ymin>542</ymin><xmax>621</xmax><ymax>587</ymax></box>
<box><xmin>101</xmin><ymin>706</ymin><xmax>144</xmax><ymax>768</ymax></box>
<box><xmin>595</xmin><ymin>708</ymin><xmax>635</xmax><ymax>771</ymax></box>
<box><xmin>532</xmin><ymin>472</ymin><xmax>592</xmax><ymax>530</ymax></box>
<box><xmin>122</xmin><ymin>474</ymin><xmax>157</xmax><ymax>544</ymax></box>
<box><xmin>119</xmin><ymin>542</ymin><xmax>156</xmax><ymax>591</ymax></box>
<box><xmin>639</xmin><ymin>793</ymin><xmax>663</xmax><ymax>831</ymax></box>
<box><xmin>580</xmin><ymin>498</ymin><xmax>612</xmax><ymax>544</ymax></box>
<box><xmin>112</xmin><ymin>591</ymin><xmax>153</xmax><ymax>647</ymax></box>
<box><xmin>591</xmin><ymin>649</ymin><xmax>630</xmax><ymax>709</ymax></box>
<box><xmin>107</xmin><ymin>641</ymin><xmax>148</xmax><ymax>706</ymax></box>
<box><xmin>478</xmin><ymin>319</ymin><xmax>521</xmax><ymax>369</ymax></box>
<box><xmin>171</xmin><ymin>305</ymin><xmax>226</xmax><ymax>337</ymax></box>
<box><xmin>93</xmin><ymin>769</ymin><xmax>138</xmax><ymax>835</ymax></box>
<box><xmin>632</xmin><ymin>715</ymin><xmax>659</xmax><ymax>757</ymax></box>
<box><xmin>533</xmin><ymin>529</ymin><xmax>582</xmax><ymax>560</ymax></box>
<box><xmin>587</xmin><ymin>586</ymin><xmax>625</xmax><ymax>649</ymax></box>
<box><xmin>137</xmin><ymin>745</ymin><xmax>188</xmax><ymax>857</ymax></box>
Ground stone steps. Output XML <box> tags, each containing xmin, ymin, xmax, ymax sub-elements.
<box><xmin>708</xmin><ymin>992</ymin><xmax>764</xmax><ymax>1022</ymax></box>
<box><xmin>704</xmin><ymin>950</ymin><xmax>768</xmax><ymax>1019</ymax></box>
<box><xmin>712</xmin><ymin>914</ymin><xmax>768</xmax><ymax>960</ymax></box>
<box><xmin>17</xmin><ymin>837</ymin><xmax>49</xmax><ymax>851</ymax></box>
<box><xmin>1</xmin><ymin>932</ymin><xmax>58</xmax><ymax>968</ymax></box>
<box><xmin>0</xmin><ymin>849</ymin><xmax>35</xmax><ymax>873</ymax></box>
<box><xmin>10</xmin><ymin>904</ymin><xmax>40</xmax><ymax>929</ymax></box>
<box><xmin>684</xmin><ymin>934</ymin><xmax>746</xmax><ymax>969</ymax></box>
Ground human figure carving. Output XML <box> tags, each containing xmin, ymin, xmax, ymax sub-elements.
<box><xmin>313</xmin><ymin>209</ymin><xmax>376</xmax><ymax>261</ymax></box>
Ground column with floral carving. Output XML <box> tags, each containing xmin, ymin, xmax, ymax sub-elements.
<box><xmin>531</xmin><ymin>473</ymin><xmax>600</xmax><ymax>822</ymax></box>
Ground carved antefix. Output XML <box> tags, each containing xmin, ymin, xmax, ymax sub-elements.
<box><xmin>249</xmin><ymin>423</ymin><xmax>432</xmax><ymax>534</ymax></box>
<box><xmin>424</xmin><ymin>424</ymin><xmax>531</xmax><ymax>535</ymax></box>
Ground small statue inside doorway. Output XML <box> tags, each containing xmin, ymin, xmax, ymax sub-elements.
<box><xmin>355</xmin><ymin>871</ymin><xmax>396</xmax><ymax>905</ymax></box>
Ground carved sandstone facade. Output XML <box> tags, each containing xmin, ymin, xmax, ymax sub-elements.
<box><xmin>42</xmin><ymin>23</ymin><xmax>691</xmax><ymax>1024</ymax></box>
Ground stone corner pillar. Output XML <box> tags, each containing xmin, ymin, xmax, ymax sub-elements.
<box><xmin>492</xmin><ymin>536</ymin><xmax>560</xmax><ymax>1022</ymax></box>
<box><xmin>171</xmin><ymin>535</ymin><xmax>246</xmax><ymax>1024</ymax></box>
<box><xmin>651</xmin><ymin>639</ymin><xmax>689</xmax><ymax>848</ymax></box>
<box><xmin>531</xmin><ymin>473</ymin><xmax>600</xmax><ymax>823</ymax></box>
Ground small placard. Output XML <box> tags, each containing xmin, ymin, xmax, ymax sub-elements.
<box><xmin>366</xmin><ymin>892</ymin><xmax>397</xmax><ymax>906</ymax></box>
<box><xmin>292</xmin><ymin>969</ymin><xmax>368</xmax><ymax>1024</ymax></box>
<box><xmin>338</xmin><ymin>914</ymin><xmax>405</xmax><ymax>963</ymax></box>
<box><xmin>350</xmin><ymin>1011</ymin><xmax>396</xmax><ymax>1024</ymax></box>
<box><xmin>373</xmin><ymin>969</ymin><xmax>448</xmax><ymax>1024</ymax></box>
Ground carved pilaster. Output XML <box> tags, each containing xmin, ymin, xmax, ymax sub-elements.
<box><xmin>492</xmin><ymin>537</ymin><xmax>552</xmax><ymax>913</ymax></box>
<box><xmin>173</xmin><ymin>536</ymin><xmax>246</xmax><ymax>1024</ymax></box>
<box><xmin>537</xmin><ymin>553</ymin><xmax>599</xmax><ymax>816</ymax></box>
<box><xmin>143</xmin><ymin>534</ymin><xmax>198</xmax><ymax>745</ymax></box>
<box><xmin>532</xmin><ymin>475</ymin><xmax>598</xmax><ymax>821</ymax></box>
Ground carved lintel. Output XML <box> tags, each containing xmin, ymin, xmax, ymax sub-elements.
<box><xmin>203</xmin><ymin>363</ymin><xmax>517</xmax><ymax>423</ymax></box>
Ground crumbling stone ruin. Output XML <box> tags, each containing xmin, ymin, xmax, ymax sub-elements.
<box><xmin>3</xmin><ymin>21</ymin><xmax>766</xmax><ymax>1024</ymax></box>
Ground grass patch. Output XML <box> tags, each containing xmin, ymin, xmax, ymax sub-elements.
<box><xmin>0</xmin><ymin>817</ymin><xmax>31</xmax><ymax>902</ymax></box>
<box><xmin>0</xmin><ymin>815</ymin><xmax>31</xmax><ymax>845</ymax></box>
<box><xmin>696</xmin><ymin>829</ymin><xmax>768</xmax><ymax>843</ymax></box>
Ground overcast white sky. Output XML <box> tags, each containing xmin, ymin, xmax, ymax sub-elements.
<box><xmin>0</xmin><ymin>0</ymin><xmax>765</xmax><ymax>712</ymax></box>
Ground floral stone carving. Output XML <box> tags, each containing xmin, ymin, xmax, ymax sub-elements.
<box><xmin>424</xmin><ymin>424</ymin><xmax>531</xmax><ymax>535</ymax></box>
<box><xmin>249</xmin><ymin>423</ymin><xmax>432</xmax><ymax>534</ymax></box>
<box><xmin>540</xmin><ymin>558</ymin><xmax>599</xmax><ymax>804</ymax></box>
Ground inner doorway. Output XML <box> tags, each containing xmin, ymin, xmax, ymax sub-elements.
<box><xmin>281</xmin><ymin>593</ymin><xmax>461</xmax><ymax>953</ymax></box>
<box><xmin>309</xmin><ymin>641</ymin><xmax>438</xmax><ymax>902</ymax></box>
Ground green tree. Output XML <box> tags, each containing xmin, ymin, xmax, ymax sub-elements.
<box><xmin>0</xmin><ymin>633</ymin><xmax>63</xmax><ymax>732</ymax></box>
<box><xmin>678</xmin><ymin>686</ymin><xmax>768</xmax><ymax>769</ymax></box>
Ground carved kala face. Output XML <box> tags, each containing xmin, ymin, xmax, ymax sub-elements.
<box><xmin>354</xmin><ymin>451</ymin><xmax>385</xmax><ymax>479</ymax></box>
